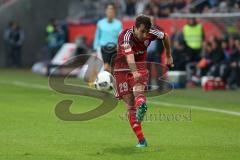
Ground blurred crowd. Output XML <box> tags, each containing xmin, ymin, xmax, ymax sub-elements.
<box><xmin>123</xmin><ymin>0</ymin><xmax>240</xmax><ymax>17</ymax></box>
<box><xmin>67</xmin><ymin>0</ymin><xmax>240</xmax><ymax>22</ymax></box>
<box><xmin>2</xmin><ymin>1</ymin><xmax>240</xmax><ymax>89</ymax></box>
<box><xmin>0</xmin><ymin>0</ymin><xmax>11</xmax><ymax>6</ymax></box>
<box><xmin>171</xmin><ymin>18</ymin><xmax>240</xmax><ymax>89</ymax></box>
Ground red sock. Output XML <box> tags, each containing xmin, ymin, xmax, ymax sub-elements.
<box><xmin>128</xmin><ymin>107</ymin><xmax>144</xmax><ymax>141</ymax></box>
<box><xmin>135</xmin><ymin>94</ymin><xmax>146</xmax><ymax>108</ymax></box>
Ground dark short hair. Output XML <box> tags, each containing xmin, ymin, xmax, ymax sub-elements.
<box><xmin>106</xmin><ymin>3</ymin><xmax>116</xmax><ymax>10</ymax></box>
<box><xmin>135</xmin><ymin>15</ymin><xmax>152</xmax><ymax>30</ymax></box>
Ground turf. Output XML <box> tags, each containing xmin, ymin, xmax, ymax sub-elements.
<box><xmin>0</xmin><ymin>69</ymin><xmax>240</xmax><ymax>160</ymax></box>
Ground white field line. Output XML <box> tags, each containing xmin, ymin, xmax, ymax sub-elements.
<box><xmin>149</xmin><ymin>101</ymin><xmax>240</xmax><ymax>117</ymax></box>
<box><xmin>0</xmin><ymin>80</ymin><xmax>49</xmax><ymax>90</ymax></box>
<box><xmin>1</xmin><ymin>80</ymin><xmax>240</xmax><ymax>117</ymax></box>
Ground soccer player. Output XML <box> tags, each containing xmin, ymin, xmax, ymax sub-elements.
<box><xmin>112</xmin><ymin>15</ymin><xmax>173</xmax><ymax>148</ymax></box>
<box><xmin>93</xmin><ymin>3</ymin><xmax>122</xmax><ymax>72</ymax></box>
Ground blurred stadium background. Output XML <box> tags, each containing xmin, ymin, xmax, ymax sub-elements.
<box><xmin>1</xmin><ymin>0</ymin><xmax>240</xmax><ymax>89</ymax></box>
<box><xmin>0</xmin><ymin>0</ymin><xmax>240</xmax><ymax>160</ymax></box>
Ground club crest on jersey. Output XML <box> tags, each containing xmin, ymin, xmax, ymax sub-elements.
<box><xmin>136</xmin><ymin>51</ymin><xmax>145</xmax><ymax>55</ymax></box>
<box><xmin>121</xmin><ymin>43</ymin><xmax>132</xmax><ymax>53</ymax></box>
<box><xmin>144</xmin><ymin>40</ymin><xmax>150</xmax><ymax>47</ymax></box>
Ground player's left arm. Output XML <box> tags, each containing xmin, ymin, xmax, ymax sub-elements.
<box><xmin>150</xmin><ymin>28</ymin><xmax>174</xmax><ymax>67</ymax></box>
<box><xmin>162</xmin><ymin>33</ymin><xmax>174</xmax><ymax>67</ymax></box>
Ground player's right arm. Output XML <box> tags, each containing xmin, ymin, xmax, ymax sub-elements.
<box><xmin>162</xmin><ymin>33</ymin><xmax>174</xmax><ymax>67</ymax></box>
<box><xmin>119</xmin><ymin>30</ymin><xmax>141</xmax><ymax>81</ymax></box>
<box><xmin>126</xmin><ymin>54</ymin><xmax>141</xmax><ymax>81</ymax></box>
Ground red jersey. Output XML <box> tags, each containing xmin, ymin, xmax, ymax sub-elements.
<box><xmin>113</xmin><ymin>26</ymin><xmax>165</xmax><ymax>71</ymax></box>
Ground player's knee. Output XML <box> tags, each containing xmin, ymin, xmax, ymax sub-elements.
<box><xmin>122</xmin><ymin>94</ymin><xmax>135</xmax><ymax>106</ymax></box>
<box><xmin>133</xmin><ymin>83</ymin><xmax>145</xmax><ymax>94</ymax></box>
<box><xmin>126</xmin><ymin>105</ymin><xmax>136</xmax><ymax>112</ymax></box>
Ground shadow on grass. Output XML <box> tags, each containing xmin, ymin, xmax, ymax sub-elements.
<box><xmin>102</xmin><ymin>145</ymin><xmax>162</xmax><ymax>156</ymax></box>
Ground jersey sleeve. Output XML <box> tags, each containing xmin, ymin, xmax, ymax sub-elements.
<box><xmin>118</xmin><ymin>30</ymin><xmax>134</xmax><ymax>55</ymax></box>
<box><xmin>149</xmin><ymin>28</ymin><xmax>165</xmax><ymax>40</ymax></box>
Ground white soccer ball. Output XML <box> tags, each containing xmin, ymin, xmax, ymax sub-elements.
<box><xmin>94</xmin><ymin>71</ymin><xmax>114</xmax><ymax>91</ymax></box>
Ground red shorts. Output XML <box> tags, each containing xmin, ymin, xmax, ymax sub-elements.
<box><xmin>113</xmin><ymin>69</ymin><xmax>149</xmax><ymax>99</ymax></box>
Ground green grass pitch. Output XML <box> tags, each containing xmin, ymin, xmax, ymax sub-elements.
<box><xmin>0</xmin><ymin>69</ymin><xmax>240</xmax><ymax>160</ymax></box>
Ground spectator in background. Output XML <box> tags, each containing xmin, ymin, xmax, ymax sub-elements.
<box><xmin>172</xmin><ymin>0</ymin><xmax>186</xmax><ymax>12</ymax></box>
<box><xmin>183</xmin><ymin>18</ymin><xmax>204</xmax><ymax>62</ymax></box>
<box><xmin>197</xmin><ymin>37</ymin><xmax>230</xmax><ymax>85</ymax></box>
<box><xmin>226</xmin><ymin>38</ymin><xmax>240</xmax><ymax>89</ymax></box>
<box><xmin>125</xmin><ymin>0</ymin><xmax>136</xmax><ymax>17</ymax></box>
<box><xmin>3</xmin><ymin>21</ymin><xmax>13</xmax><ymax>67</ymax></box>
<box><xmin>171</xmin><ymin>25</ymin><xmax>184</xmax><ymax>45</ymax></box>
<box><xmin>143</xmin><ymin>4</ymin><xmax>153</xmax><ymax>15</ymax></box>
<box><xmin>143</xmin><ymin>0</ymin><xmax>161</xmax><ymax>17</ymax></box>
<box><xmin>172</xmin><ymin>40</ymin><xmax>187</xmax><ymax>71</ymax></box>
<box><xmin>218</xmin><ymin>0</ymin><xmax>228</xmax><ymax>13</ymax></box>
<box><xmin>135</xmin><ymin>0</ymin><xmax>148</xmax><ymax>15</ymax></box>
<box><xmin>197</xmin><ymin>42</ymin><xmax>213</xmax><ymax>77</ymax></box>
<box><xmin>4</xmin><ymin>21</ymin><xmax>24</xmax><ymax>67</ymax></box>
<box><xmin>159</xmin><ymin>2</ymin><xmax>172</xmax><ymax>17</ymax></box>
<box><xmin>93</xmin><ymin>3</ymin><xmax>122</xmax><ymax>72</ymax></box>
<box><xmin>219</xmin><ymin>39</ymin><xmax>233</xmax><ymax>82</ymax></box>
<box><xmin>46</xmin><ymin>18</ymin><xmax>65</xmax><ymax>59</ymax></box>
<box><xmin>74</xmin><ymin>36</ymin><xmax>88</xmax><ymax>56</ymax></box>
<box><xmin>221</xmin><ymin>39</ymin><xmax>232</xmax><ymax>60</ymax></box>
<box><xmin>46</xmin><ymin>18</ymin><xmax>56</xmax><ymax>36</ymax></box>
<box><xmin>141</xmin><ymin>0</ymin><xmax>186</xmax><ymax>17</ymax></box>
<box><xmin>171</xmin><ymin>26</ymin><xmax>187</xmax><ymax>71</ymax></box>
<box><xmin>183</xmin><ymin>18</ymin><xmax>205</xmax><ymax>84</ymax></box>
<box><xmin>206</xmin><ymin>38</ymin><xmax>225</xmax><ymax>77</ymax></box>
<box><xmin>208</xmin><ymin>0</ymin><xmax>218</xmax><ymax>7</ymax></box>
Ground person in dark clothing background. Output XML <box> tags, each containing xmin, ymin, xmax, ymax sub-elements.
<box><xmin>170</xmin><ymin>25</ymin><xmax>187</xmax><ymax>71</ymax></box>
<box><xmin>206</xmin><ymin>38</ymin><xmax>225</xmax><ymax>77</ymax></box>
<box><xmin>226</xmin><ymin>38</ymin><xmax>240</xmax><ymax>89</ymax></box>
<box><xmin>196</xmin><ymin>42</ymin><xmax>213</xmax><ymax>77</ymax></box>
<box><xmin>172</xmin><ymin>40</ymin><xmax>187</xmax><ymax>71</ymax></box>
<box><xmin>3</xmin><ymin>21</ymin><xmax>13</xmax><ymax>67</ymax></box>
<box><xmin>4</xmin><ymin>21</ymin><xmax>24</xmax><ymax>67</ymax></box>
<box><xmin>74</xmin><ymin>36</ymin><xmax>88</xmax><ymax>56</ymax></box>
<box><xmin>46</xmin><ymin>18</ymin><xmax>65</xmax><ymax>59</ymax></box>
